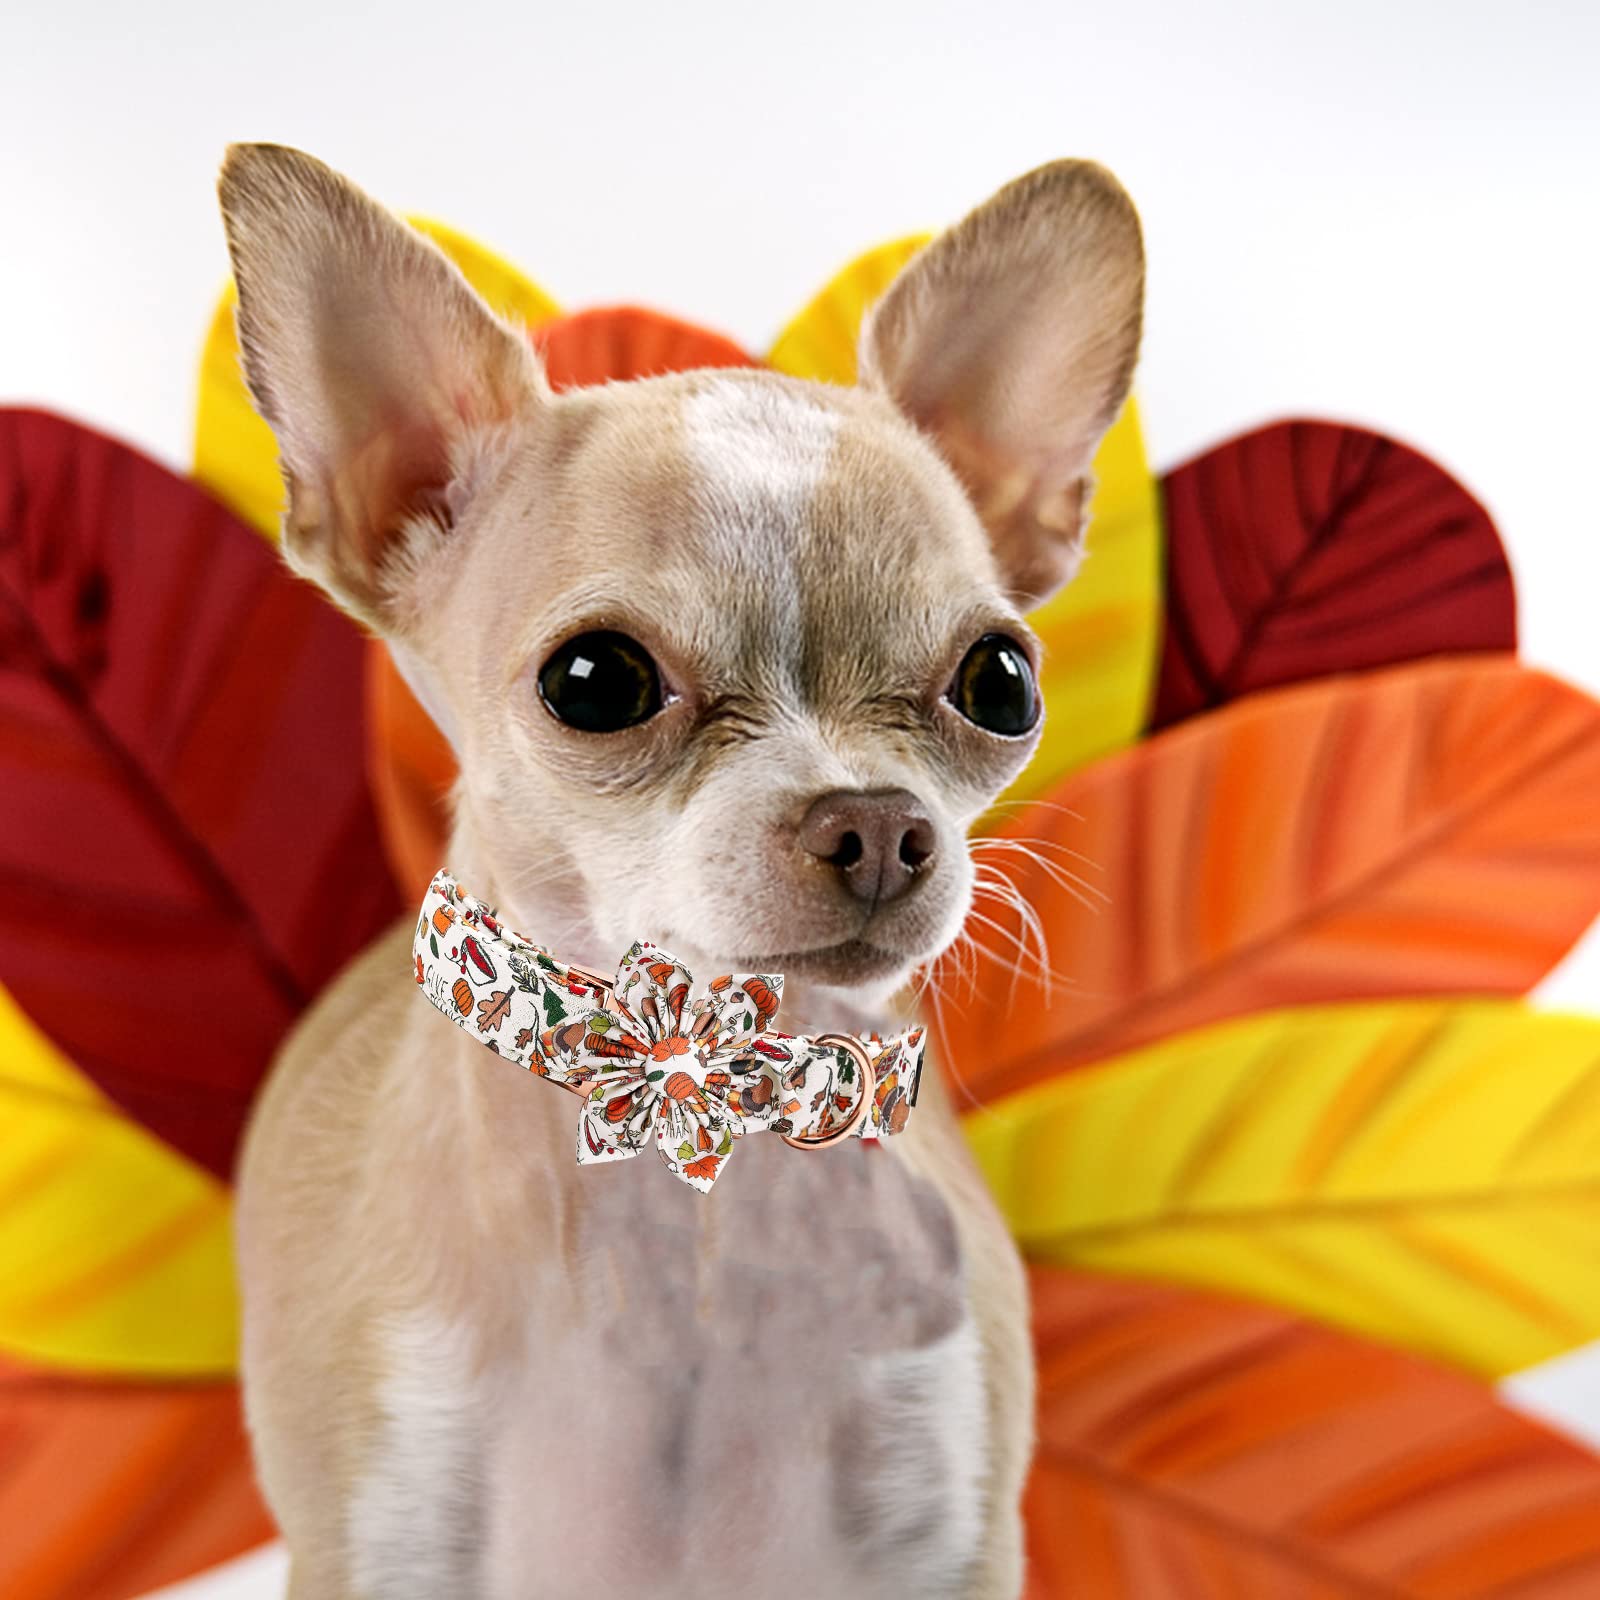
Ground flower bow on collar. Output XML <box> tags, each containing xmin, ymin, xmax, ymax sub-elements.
<box><xmin>412</xmin><ymin>871</ymin><xmax>926</xmax><ymax>1192</ymax></box>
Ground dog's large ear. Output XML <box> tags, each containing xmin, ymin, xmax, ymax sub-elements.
<box><xmin>217</xmin><ymin>143</ymin><xmax>543</xmax><ymax>632</ymax></box>
<box><xmin>858</xmin><ymin>161</ymin><xmax>1144</xmax><ymax>609</ymax></box>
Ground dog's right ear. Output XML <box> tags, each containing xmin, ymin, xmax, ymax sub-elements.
<box><xmin>218</xmin><ymin>143</ymin><xmax>544</xmax><ymax>632</ymax></box>
<box><xmin>858</xmin><ymin>161</ymin><xmax>1143</xmax><ymax>611</ymax></box>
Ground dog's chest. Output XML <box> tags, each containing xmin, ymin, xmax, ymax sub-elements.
<box><xmin>349</xmin><ymin>1139</ymin><xmax>987</xmax><ymax>1599</ymax></box>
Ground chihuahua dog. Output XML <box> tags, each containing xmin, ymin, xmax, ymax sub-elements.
<box><xmin>221</xmin><ymin>144</ymin><xmax>1142</xmax><ymax>1599</ymax></box>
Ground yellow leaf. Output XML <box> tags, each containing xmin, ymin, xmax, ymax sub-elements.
<box><xmin>0</xmin><ymin>985</ymin><xmax>238</xmax><ymax>1376</ymax></box>
<box><xmin>963</xmin><ymin>999</ymin><xmax>1600</xmax><ymax>1377</ymax></box>
<box><xmin>768</xmin><ymin>234</ymin><xmax>1161</xmax><ymax>795</ymax></box>
<box><xmin>767</xmin><ymin>234</ymin><xmax>932</xmax><ymax>384</ymax></box>
<box><xmin>1003</xmin><ymin>398</ymin><xmax>1161</xmax><ymax>807</ymax></box>
<box><xmin>193</xmin><ymin>216</ymin><xmax>562</xmax><ymax>537</ymax></box>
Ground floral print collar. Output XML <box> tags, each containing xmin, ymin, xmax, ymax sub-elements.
<box><xmin>412</xmin><ymin>871</ymin><xmax>927</xmax><ymax>1193</ymax></box>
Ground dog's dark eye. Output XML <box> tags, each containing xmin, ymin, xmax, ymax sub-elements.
<box><xmin>948</xmin><ymin>634</ymin><xmax>1038</xmax><ymax>736</ymax></box>
<box><xmin>539</xmin><ymin>630</ymin><xmax>663</xmax><ymax>733</ymax></box>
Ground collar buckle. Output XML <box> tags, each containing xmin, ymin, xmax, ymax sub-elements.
<box><xmin>779</xmin><ymin>1034</ymin><xmax>877</xmax><ymax>1149</ymax></box>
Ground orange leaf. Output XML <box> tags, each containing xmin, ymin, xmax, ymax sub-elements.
<box><xmin>1024</xmin><ymin>1269</ymin><xmax>1600</xmax><ymax>1598</ymax></box>
<box><xmin>531</xmin><ymin>305</ymin><xmax>755</xmax><ymax>389</ymax></box>
<box><xmin>0</xmin><ymin>1356</ymin><xmax>274</xmax><ymax>1600</ymax></box>
<box><xmin>475</xmin><ymin>989</ymin><xmax>512</xmax><ymax>1034</ymax></box>
<box><xmin>942</xmin><ymin>657</ymin><xmax>1600</xmax><ymax>1106</ymax></box>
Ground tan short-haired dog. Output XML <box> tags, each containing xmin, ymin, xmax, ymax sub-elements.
<box><xmin>221</xmin><ymin>144</ymin><xmax>1143</xmax><ymax>1599</ymax></box>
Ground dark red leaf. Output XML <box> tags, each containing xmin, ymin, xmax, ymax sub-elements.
<box><xmin>1154</xmin><ymin>420</ymin><xmax>1516</xmax><ymax>728</ymax></box>
<box><xmin>0</xmin><ymin>408</ymin><xmax>401</xmax><ymax>1176</ymax></box>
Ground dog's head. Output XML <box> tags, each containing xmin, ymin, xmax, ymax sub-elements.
<box><xmin>219</xmin><ymin>146</ymin><xmax>1142</xmax><ymax>1016</ymax></box>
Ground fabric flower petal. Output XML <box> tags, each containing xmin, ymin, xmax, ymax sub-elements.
<box><xmin>708</xmin><ymin>1062</ymin><xmax>779</xmax><ymax>1132</ymax></box>
<box><xmin>612</xmin><ymin>941</ymin><xmax>695</xmax><ymax>1044</ymax></box>
<box><xmin>698</xmin><ymin>971</ymin><xmax>786</xmax><ymax>1058</ymax></box>
<box><xmin>577</xmin><ymin>1062</ymin><xmax>656</xmax><ymax>1152</ymax></box>
<box><xmin>576</xmin><ymin>1103</ymin><xmax>647</xmax><ymax>1165</ymax></box>
<box><xmin>654</xmin><ymin>1102</ymin><xmax>735</xmax><ymax>1192</ymax></box>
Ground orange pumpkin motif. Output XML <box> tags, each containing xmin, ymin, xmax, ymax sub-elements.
<box><xmin>586</xmin><ymin>1033</ymin><xmax>641</xmax><ymax>1060</ymax></box>
<box><xmin>451</xmin><ymin>978</ymin><xmax>472</xmax><ymax>1014</ymax></box>
<box><xmin>742</xmin><ymin>977</ymin><xmax>779</xmax><ymax>1028</ymax></box>
<box><xmin>661</xmin><ymin>1071</ymin><xmax>708</xmax><ymax>1112</ymax></box>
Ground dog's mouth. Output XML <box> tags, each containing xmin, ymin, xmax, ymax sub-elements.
<box><xmin>730</xmin><ymin>937</ymin><xmax>912</xmax><ymax>986</ymax></box>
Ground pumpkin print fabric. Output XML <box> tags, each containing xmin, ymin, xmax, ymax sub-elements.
<box><xmin>412</xmin><ymin>871</ymin><xmax>926</xmax><ymax>1192</ymax></box>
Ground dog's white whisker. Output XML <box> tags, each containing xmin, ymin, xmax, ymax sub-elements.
<box><xmin>967</xmin><ymin>879</ymin><xmax>1052</xmax><ymax>1008</ymax></box>
<box><xmin>980</xmin><ymin>798</ymin><xmax>1087</xmax><ymax>824</ymax></box>
<box><xmin>978</xmin><ymin>872</ymin><xmax>1055</xmax><ymax>1007</ymax></box>
<box><xmin>971</xmin><ymin>833</ymin><xmax>1108</xmax><ymax>877</ymax></box>
<box><xmin>961</xmin><ymin>884</ymin><xmax>1084</xmax><ymax>1000</ymax></box>
<box><xmin>970</xmin><ymin>838</ymin><xmax>1108</xmax><ymax>913</ymax></box>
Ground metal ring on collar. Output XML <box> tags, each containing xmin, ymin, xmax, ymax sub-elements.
<box><xmin>779</xmin><ymin>1033</ymin><xmax>877</xmax><ymax>1150</ymax></box>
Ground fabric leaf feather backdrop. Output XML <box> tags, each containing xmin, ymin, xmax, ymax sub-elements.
<box><xmin>1</xmin><ymin>207</ymin><xmax>1597</xmax><ymax>1598</ymax></box>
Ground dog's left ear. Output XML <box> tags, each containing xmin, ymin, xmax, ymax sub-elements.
<box><xmin>858</xmin><ymin>160</ymin><xmax>1144</xmax><ymax>609</ymax></box>
<box><xmin>218</xmin><ymin>143</ymin><xmax>544</xmax><ymax>633</ymax></box>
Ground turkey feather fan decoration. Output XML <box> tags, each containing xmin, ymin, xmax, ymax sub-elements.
<box><xmin>1</xmin><ymin>209</ymin><xmax>1597</xmax><ymax>1597</ymax></box>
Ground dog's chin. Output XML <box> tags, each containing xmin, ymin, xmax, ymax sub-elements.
<box><xmin>729</xmin><ymin>937</ymin><xmax>912</xmax><ymax>989</ymax></box>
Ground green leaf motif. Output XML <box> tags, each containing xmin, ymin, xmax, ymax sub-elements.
<box><xmin>716</xmin><ymin>1129</ymin><xmax>733</xmax><ymax>1156</ymax></box>
<box><xmin>430</xmin><ymin>933</ymin><xmax>439</xmax><ymax>957</ymax></box>
<box><xmin>677</xmin><ymin>1141</ymin><xmax>695</xmax><ymax>1161</ymax></box>
<box><xmin>647</xmin><ymin>1070</ymin><xmax>666</xmax><ymax>1082</ymax></box>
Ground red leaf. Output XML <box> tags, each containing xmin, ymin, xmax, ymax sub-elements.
<box><xmin>1154</xmin><ymin>421</ymin><xmax>1516</xmax><ymax>728</ymax></box>
<box><xmin>1025</xmin><ymin>1269</ymin><xmax>1600</xmax><ymax>1598</ymax></box>
<box><xmin>0</xmin><ymin>409</ymin><xmax>401</xmax><ymax>1175</ymax></box>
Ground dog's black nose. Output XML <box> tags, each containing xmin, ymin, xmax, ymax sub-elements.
<box><xmin>797</xmin><ymin>789</ymin><xmax>936</xmax><ymax>907</ymax></box>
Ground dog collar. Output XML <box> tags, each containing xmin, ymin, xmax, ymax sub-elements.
<box><xmin>411</xmin><ymin>871</ymin><xmax>926</xmax><ymax>1193</ymax></box>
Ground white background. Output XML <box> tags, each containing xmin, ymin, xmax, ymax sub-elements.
<box><xmin>3</xmin><ymin>2</ymin><xmax>1598</xmax><ymax>1593</ymax></box>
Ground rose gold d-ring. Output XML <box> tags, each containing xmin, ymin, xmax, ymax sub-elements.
<box><xmin>565</xmin><ymin>964</ymin><xmax>615</xmax><ymax>1001</ymax></box>
<box><xmin>780</xmin><ymin>1034</ymin><xmax>877</xmax><ymax>1150</ymax></box>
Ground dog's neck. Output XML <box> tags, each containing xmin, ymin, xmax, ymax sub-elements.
<box><xmin>442</xmin><ymin>817</ymin><xmax>907</xmax><ymax>1042</ymax></box>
